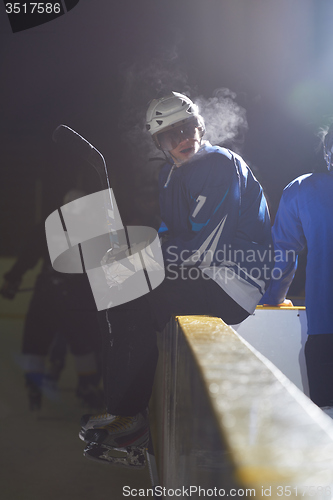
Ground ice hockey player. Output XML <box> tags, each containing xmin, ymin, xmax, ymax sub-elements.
<box><xmin>0</xmin><ymin>191</ymin><xmax>103</xmax><ymax>411</ymax></box>
<box><xmin>80</xmin><ymin>91</ymin><xmax>274</xmax><ymax>466</ymax></box>
<box><xmin>261</xmin><ymin>123</ymin><xmax>333</xmax><ymax>413</ymax></box>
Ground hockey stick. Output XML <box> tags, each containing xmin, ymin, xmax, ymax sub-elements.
<box><xmin>52</xmin><ymin>125</ymin><xmax>131</xmax><ymax>253</ymax></box>
<box><xmin>52</xmin><ymin>125</ymin><xmax>111</xmax><ymax>193</ymax></box>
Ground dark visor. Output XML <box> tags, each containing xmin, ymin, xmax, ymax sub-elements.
<box><xmin>156</xmin><ymin>118</ymin><xmax>200</xmax><ymax>151</ymax></box>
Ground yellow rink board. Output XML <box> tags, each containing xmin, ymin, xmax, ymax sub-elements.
<box><xmin>177</xmin><ymin>316</ymin><xmax>333</xmax><ymax>498</ymax></box>
<box><xmin>256</xmin><ymin>305</ymin><xmax>306</xmax><ymax>310</ymax></box>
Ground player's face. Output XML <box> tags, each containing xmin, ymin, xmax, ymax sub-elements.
<box><xmin>156</xmin><ymin>118</ymin><xmax>202</xmax><ymax>165</ymax></box>
<box><xmin>168</xmin><ymin>126</ymin><xmax>201</xmax><ymax>166</ymax></box>
<box><xmin>169</xmin><ymin>120</ymin><xmax>201</xmax><ymax>166</ymax></box>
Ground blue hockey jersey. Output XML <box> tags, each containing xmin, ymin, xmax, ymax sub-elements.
<box><xmin>261</xmin><ymin>172</ymin><xmax>333</xmax><ymax>334</ymax></box>
<box><xmin>159</xmin><ymin>143</ymin><xmax>273</xmax><ymax>314</ymax></box>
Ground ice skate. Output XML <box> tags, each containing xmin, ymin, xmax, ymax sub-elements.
<box><xmin>79</xmin><ymin>412</ymin><xmax>117</xmax><ymax>442</ymax></box>
<box><xmin>83</xmin><ymin>410</ymin><xmax>149</xmax><ymax>449</ymax></box>
<box><xmin>83</xmin><ymin>442</ymin><xmax>146</xmax><ymax>468</ymax></box>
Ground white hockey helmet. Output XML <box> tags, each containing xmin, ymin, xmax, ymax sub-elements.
<box><xmin>324</xmin><ymin>124</ymin><xmax>333</xmax><ymax>171</ymax></box>
<box><xmin>146</xmin><ymin>92</ymin><xmax>205</xmax><ymax>150</ymax></box>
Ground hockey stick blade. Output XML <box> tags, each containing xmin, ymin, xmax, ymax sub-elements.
<box><xmin>52</xmin><ymin>125</ymin><xmax>108</xmax><ymax>187</ymax></box>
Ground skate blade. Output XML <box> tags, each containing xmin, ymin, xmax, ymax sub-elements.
<box><xmin>79</xmin><ymin>429</ymin><xmax>149</xmax><ymax>447</ymax></box>
<box><xmin>83</xmin><ymin>444</ymin><xmax>146</xmax><ymax>468</ymax></box>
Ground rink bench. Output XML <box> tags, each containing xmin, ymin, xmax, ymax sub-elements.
<box><xmin>151</xmin><ymin>316</ymin><xmax>333</xmax><ymax>499</ymax></box>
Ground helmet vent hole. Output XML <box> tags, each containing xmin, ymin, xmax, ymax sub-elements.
<box><xmin>156</xmin><ymin>120</ymin><xmax>163</xmax><ymax>126</ymax></box>
<box><xmin>155</xmin><ymin>111</ymin><xmax>162</xmax><ymax>116</ymax></box>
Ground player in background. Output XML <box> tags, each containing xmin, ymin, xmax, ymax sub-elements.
<box><xmin>261</xmin><ymin>124</ymin><xmax>333</xmax><ymax>413</ymax></box>
<box><xmin>1</xmin><ymin>190</ymin><xmax>104</xmax><ymax>410</ymax></box>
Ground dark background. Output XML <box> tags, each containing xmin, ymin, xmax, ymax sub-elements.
<box><xmin>0</xmin><ymin>0</ymin><xmax>332</xmax><ymax>258</ymax></box>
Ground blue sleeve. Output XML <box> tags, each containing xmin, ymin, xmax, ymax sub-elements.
<box><xmin>260</xmin><ymin>181</ymin><xmax>306</xmax><ymax>304</ymax></box>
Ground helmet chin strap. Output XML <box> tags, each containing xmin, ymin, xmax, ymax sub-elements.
<box><xmin>168</xmin><ymin>150</ymin><xmax>184</xmax><ymax>167</ymax></box>
<box><xmin>161</xmin><ymin>149</ymin><xmax>174</xmax><ymax>165</ymax></box>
